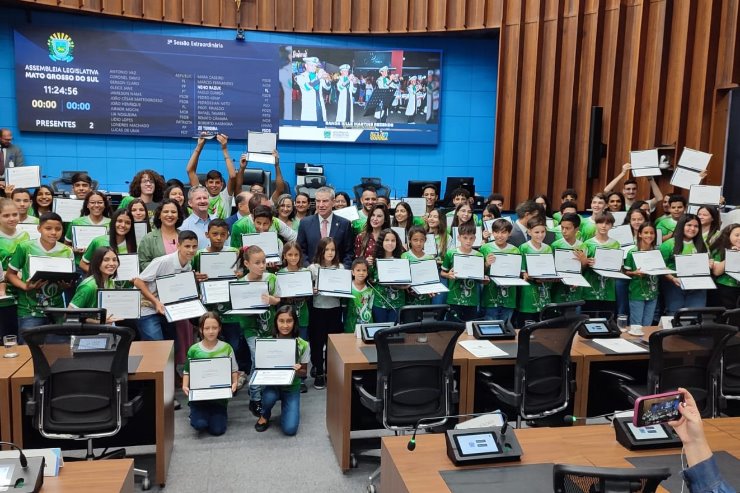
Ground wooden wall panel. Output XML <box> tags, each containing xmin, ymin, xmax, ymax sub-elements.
<box><xmin>332</xmin><ymin>0</ymin><xmax>351</xmax><ymax>32</ymax></box>
<box><xmin>121</xmin><ymin>0</ymin><xmax>142</xmax><ymax>17</ymax></box>
<box><xmin>389</xmin><ymin>0</ymin><xmax>410</xmax><ymax>32</ymax></box>
<box><xmin>313</xmin><ymin>0</ymin><xmax>332</xmax><ymax>32</ymax></box>
<box><xmin>275</xmin><ymin>0</ymin><xmax>295</xmax><ymax>31</ymax></box>
<box><xmin>408</xmin><ymin>0</ymin><xmax>428</xmax><ymax>32</ymax></box>
<box><xmin>202</xmin><ymin>0</ymin><xmax>221</xmax><ymax>26</ymax></box>
<box><xmin>427</xmin><ymin>0</ymin><xmax>446</xmax><ymax>30</ymax></box>
<box><xmin>257</xmin><ymin>0</ymin><xmax>276</xmax><ymax>30</ymax></box>
<box><xmin>293</xmin><ymin>0</ymin><xmax>314</xmax><ymax>31</ymax></box>
<box><xmin>465</xmin><ymin>0</ymin><xmax>486</xmax><ymax>29</ymax></box>
<box><xmin>446</xmin><ymin>0</ymin><xmax>466</xmax><ymax>30</ymax></box>
<box><xmin>100</xmin><ymin>0</ymin><xmax>122</xmax><ymax>14</ymax></box>
<box><xmin>370</xmin><ymin>0</ymin><xmax>389</xmax><ymax>32</ymax></box>
<box><xmin>142</xmin><ymin>0</ymin><xmax>163</xmax><ymax>20</ymax></box>
<box><xmin>80</xmin><ymin>0</ymin><xmax>102</xmax><ymax>13</ymax></box>
<box><xmin>350</xmin><ymin>0</ymin><xmax>371</xmax><ymax>32</ymax></box>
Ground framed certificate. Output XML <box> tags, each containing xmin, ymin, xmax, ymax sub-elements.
<box><xmin>115</xmin><ymin>253</ymin><xmax>140</xmax><ymax>281</ymax></box>
<box><xmin>5</xmin><ymin>165</ymin><xmax>40</xmax><ymax>189</ymax></box>
<box><xmin>376</xmin><ymin>258</ymin><xmax>412</xmax><ymax>284</ymax></box>
<box><xmin>72</xmin><ymin>225</ymin><xmax>108</xmax><ymax>250</ymax></box>
<box><xmin>199</xmin><ymin>251</ymin><xmax>238</xmax><ymax>279</ymax></box>
<box><xmin>53</xmin><ymin>198</ymin><xmax>84</xmax><ymax>223</ymax></box>
<box><xmin>276</xmin><ymin>271</ymin><xmax>313</xmax><ymax>297</ymax></box>
<box><xmin>97</xmin><ymin>289</ymin><xmax>141</xmax><ymax>320</ymax></box>
<box><xmin>453</xmin><ymin>254</ymin><xmax>484</xmax><ymax>280</ymax></box>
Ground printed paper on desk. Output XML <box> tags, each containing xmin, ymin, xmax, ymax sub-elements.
<box><xmin>247</xmin><ymin>131</ymin><xmax>277</xmax><ymax>154</ymax></box>
<box><xmin>678</xmin><ymin>147</ymin><xmax>712</xmax><ymax>171</ymax></box>
<box><xmin>688</xmin><ymin>185</ymin><xmax>721</xmax><ymax>206</ymax></box>
<box><xmin>591</xmin><ymin>338</ymin><xmax>648</xmax><ymax>354</ymax></box>
<box><xmin>458</xmin><ymin>339</ymin><xmax>509</xmax><ymax>358</ymax></box>
<box><xmin>670</xmin><ymin>167</ymin><xmax>702</xmax><ymax>190</ymax></box>
<box><xmin>630</xmin><ymin>149</ymin><xmax>661</xmax><ymax>177</ymax></box>
<box><xmin>333</xmin><ymin>206</ymin><xmax>360</xmax><ymax>222</ymax></box>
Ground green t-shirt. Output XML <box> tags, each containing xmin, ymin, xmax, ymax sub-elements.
<box><xmin>230</xmin><ymin>217</ymin><xmax>283</xmax><ymax>249</ymax></box>
<box><xmin>9</xmin><ymin>239</ymin><xmax>74</xmax><ymax>317</ymax></box>
<box><xmin>351</xmin><ymin>211</ymin><xmax>368</xmax><ymax>236</ymax></box>
<box><xmin>69</xmin><ymin>276</ymin><xmax>115</xmax><ymax>309</ymax></box>
<box><xmin>401</xmin><ymin>251</ymin><xmax>435</xmax><ymax>305</ymax></box>
<box><xmin>441</xmin><ymin>248</ymin><xmax>482</xmax><ymax>307</ymax></box>
<box><xmin>65</xmin><ymin>216</ymin><xmax>111</xmax><ymax>266</ymax></box>
<box><xmin>659</xmin><ymin>239</ymin><xmax>699</xmax><ymax>270</ymax></box>
<box><xmin>208</xmin><ymin>188</ymin><xmax>232</xmax><ymax>220</ymax></box>
<box><xmin>583</xmin><ymin>237</ymin><xmax>621</xmax><ymax>301</ymax></box>
<box><xmin>624</xmin><ymin>247</ymin><xmax>659</xmax><ymax>301</ymax></box>
<box><xmin>371</xmin><ymin>264</ymin><xmax>406</xmax><ymax>309</ymax></box>
<box><xmin>655</xmin><ymin>216</ymin><xmax>677</xmax><ymax>238</ymax></box>
<box><xmin>0</xmin><ymin>229</ymin><xmax>30</xmax><ymax>307</ymax></box>
<box><xmin>193</xmin><ymin>246</ymin><xmax>239</xmax><ymax>323</ymax></box>
<box><xmin>284</xmin><ymin>337</ymin><xmax>310</xmax><ymax>392</ymax></box>
<box><xmin>518</xmin><ymin>241</ymin><xmax>553</xmax><ymax>313</ymax></box>
<box><xmin>479</xmin><ymin>242</ymin><xmax>519</xmax><ymax>309</ymax></box>
<box><xmin>713</xmin><ymin>250</ymin><xmax>739</xmax><ymax>288</ymax></box>
<box><xmin>21</xmin><ymin>216</ymin><xmax>39</xmax><ymax>225</ymax></box>
<box><xmin>277</xmin><ymin>267</ymin><xmax>310</xmax><ymax>327</ymax></box>
<box><xmin>239</xmin><ymin>272</ymin><xmax>278</xmax><ymax>339</ymax></box>
<box><xmin>344</xmin><ymin>283</ymin><xmax>374</xmax><ymax>333</ymax></box>
<box><xmin>81</xmin><ymin>235</ymin><xmax>130</xmax><ymax>265</ymax></box>
<box><xmin>550</xmin><ymin>238</ymin><xmax>586</xmax><ymax>303</ymax></box>
<box><xmin>184</xmin><ymin>340</ymin><xmax>237</xmax><ymax>406</ymax></box>
<box><xmin>579</xmin><ymin>218</ymin><xmax>597</xmax><ymax>241</ymax></box>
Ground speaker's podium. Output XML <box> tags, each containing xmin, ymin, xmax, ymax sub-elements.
<box><xmin>364</xmin><ymin>88</ymin><xmax>396</xmax><ymax>121</ymax></box>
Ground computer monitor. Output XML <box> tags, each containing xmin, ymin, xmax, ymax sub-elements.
<box><xmin>407</xmin><ymin>180</ymin><xmax>441</xmax><ymax>199</ymax></box>
<box><xmin>443</xmin><ymin>177</ymin><xmax>475</xmax><ymax>206</ymax></box>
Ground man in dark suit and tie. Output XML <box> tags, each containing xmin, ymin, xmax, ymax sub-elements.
<box><xmin>509</xmin><ymin>199</ymin><xmax>556</xmax><ymax>246</ymax></box>
<box><xmin>0</xmin><ymin>128</ymin><xmax>25</xmax><ymax>188</ymax></box>
<box><xmin>297</xmin><ymin>186</ymin><xmax>354</xmax><ymax>268</ymax></box>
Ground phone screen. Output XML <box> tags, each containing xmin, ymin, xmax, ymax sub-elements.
<box><xmin>635</xmin><ymin>392</ymin><xmax>683</xmax><ymax>427</ymax></box>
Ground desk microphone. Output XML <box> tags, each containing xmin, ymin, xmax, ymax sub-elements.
<box><xmin>563</xmin><ymin>409</ymin><xmax>630</xmax><ymax>424</ymax></box>
<box><xmin>407</xmin><ymin>410</ymin><xmax>508</xmax><ymax>451</ymax></box>
<box><xmin>0</xmin><ymin>441</ymin><xmax>29</xmax><ymax>468</ymax></box>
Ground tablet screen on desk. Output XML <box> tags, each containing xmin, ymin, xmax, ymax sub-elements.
<box><xmin>454</xmin><ymin>432</ymin><xmax>500</xmax><ymax>456</ymax></box>
<box><xmin>477</xmin><ymin>324</ymin><xmax>504</xmax><ymax>335</ymax></box>
<box><xmin>584</xmin><ymin>322</ymin><xmax>609</xmax><ymax>333</ymax></box>
<box><xmin>626</xmin><ymin>423</ymin><xmax>669</xmax><ymax>441</ymax></box>
<box><xmin>77</xmin><ymin>337</ymin><xmax>109</xmax><ymax>350</ymax></box>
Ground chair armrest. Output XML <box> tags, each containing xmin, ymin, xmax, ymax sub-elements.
<box><xmin>353</xmin><ymin>382</ymin><xmax>382</xmax><ymax>413</ymax></box>
<box><xmin>486</xmin><ymin>381</ymin><xmax>521</xmax><ymax>408</ymax></box>
<box><xmin>122</xmin><ymin>394</ymin><xmax>143</xmax><ymax>418</ymax></box>
<box><xmin>599</xmin><ymin>370</ymin><xmax>636</xmax><ymax>382</ymax></box>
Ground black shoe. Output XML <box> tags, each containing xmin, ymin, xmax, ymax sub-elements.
<box><xmin>174</xmin><ymin>399</ymin><xmax>182</xmax><ymax>411</ymax></box>
<box><xmin>249</xmin><ymin>400</ymin><xmax>263</xmax><ymax>417</ymax></box>
<box><xmin>255</xmin><ymin>418</ymin><xmax>270</xmax><ymax>432</ymax></box>
<box><xmin>313</xmin><ymin>375</ymin><xmax>326</xmax><ymax>390</ymax></box>
<box><xmin>300</xmin><ymin>383</ymin><xmax>308</xmax><ymax>394</ymax></box>
<box><xmin>310</xmin><ymin>366</ymin><xmax>317</xmax><ymax>378</ymax></box>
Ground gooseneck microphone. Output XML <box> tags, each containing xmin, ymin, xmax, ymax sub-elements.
<box><xmin>407</xmin><ymin>410</ymin><xmax>508</xmax><ymax>451</ymax></box>
<box><xmin>0</xmin><ymin>441</ymin><xmax>29</xmax><ymax>468</ymax></box>
<box><xmin>563</xmin><ymin>409</ymin><xmax>630</xmax><ymax>424</ymax></box>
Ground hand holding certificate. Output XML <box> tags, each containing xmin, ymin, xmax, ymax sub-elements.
<box><xmin>489</xmin><ymin>254</ymin><xmax>528</xmax><ymax>286</ymax></box>
<box><xmin>115</xmin><ymin>253</ymin><xmax>140</xmax><ymax>281</ymax></box>
<box><xmin>226</xmin><ymin>281</ymin><xmax>269</xmax><ymax>313</ymax></box>
<box><xmin>726</xmin><ymin>249</ymin><xmax>740</xmax><ymax>282</ymax></box>
<box><xmin>376</xmin><ymin>258</ymin><xmax>412</xmax><ymax>284</ymax></box>
<box><xmin>410</xmin><ymin>259</ymin><xmax>449</xmax><ymax>294</ymax></box>
<box><xmin>28</xmin><ymin>255</ymin><xmax>75</xmax><ymax>282</ymax></box>
<box><xmin>249</xmin><ymin>338</ymin><xmax>297</xmax><ymax>386</ymax></box>
<box><xmin>97</xmin><ymin>289</ymin><xmax>141</xmax><ymax>320</ymax></box>
<box><xmin>630</xmin><ymin>149</ymin><xmax>661</xmax><ymax>177</ymax></box>
<box><xmin>631</xmin><ymin>250</ymin><xmax>674</xmax><ymax>275</ymax></box>
<box><xmin>199</xmin><ymin>251</ymin><xmax>238</xmax><ymax>279</ymax></box>
<box><xmin>242</xmin><ymin>232</ymin><xmax>280</xmax><ymax>260</ymax></box>
<box><xmin>276</xmin><ymin>271</ymin><xmax>313</xmax><ymax>297</ymax></box>
<box><xmin>453</xmin><ymin>254</ymin><xmax>484</xmax><ymax>280</ymax></box>
<box><xmin>200</xmin><ymin>280</ymin><xmax>232</xmax><ymax>305</ymax></box>
<box><xmin>688</xmin><ymin>185</ymin><xmax>721</xmax><ymax>206</ymax></box>
<box><xmin>317</xmin><ymin>268</ymin><xmax>353</xmax><ymax>298</ymax></box>
<box><xmin>675</xmin><ymin>253</ymin><xmax>715</xmax><ymax>290</ymax></box>
<box><xmin>5</xmin><ymin>166</ymin><xmax>40</xmax><ymax>189</ymax></box>
<box><xmin>592</xmin><ymin>248</ymin><xmax>630</xmax><ymax>279</ymax></box>
<box><xmin>72</xmin><ymin>225</ymin><xmax>108</xmax><ymax>250</ymax></box>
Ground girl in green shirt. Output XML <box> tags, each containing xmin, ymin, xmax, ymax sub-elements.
<box><xmin>709</xmin><ymin>223</ymin><xmax>740</xmax><ymax>311</ymax></box>
<box><xmin>518</xmin><ymin>217</ymin><xmax>554</xmax><ymax>322</ymax></box>
<box><xmin>69</xmin><ymin>246</ymin><xmax>119</xmax><ymax>324</ymax></box>
<box><xmin>401</xmin><ymin>227</ymin><xmax>436</xmax><ymax>305</ymax></box>
<box><xmin>660</xmin><ymin>214</ymin><xmax>708</xmax><ymax>315</ymax></box>
<box><xmin>624</xmin><ymin>223</ymin><xmax>660</xmax><ymax>326</ymax></box>
<box><xmin>65</xmin><ymin>191</ymin><xmax>112</xmax><ymax>267</ymax></box>
<box><xmin>697</xmin><ymin>205</ymin><xmax>720</xmax><ymax>248</ymax></box>
<box><xmin>371</xmin><ymin>229</ymin><xmax>407</xmax><ymax>323</ymax></box>
<box><xmin>80</xmin><ymin>209</ymin><xmax>137</xmax><ymax>274</ymax></box>
<box><xmin>0</xmin><ymin>198</ymin><xmax>29</xmax><ymax>337</ymax></box>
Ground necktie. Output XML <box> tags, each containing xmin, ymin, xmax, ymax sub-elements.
<box><xmin>321</xmin><ymin>219</ymin><xmax>328</xmax><ymax>238</ymax></box>
<box><xmin>0</xmin><ymin>148</ymin><xmax>4</xmax><ymax>177</ymax></box>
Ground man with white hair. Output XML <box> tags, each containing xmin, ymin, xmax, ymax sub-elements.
<box><xmin>296</xmin><ymin>56</ymin><xmax>330</xmax><ymax>122</ymax></box>
<box><xmin>297</xmin><ymin>186</ymin><xmax>353</xmax><ymax>268</ymax></box>
<box><xmin>180</xmin><ymin>185</ymin><xmax>215</xmax><ymax>249</ymax></box>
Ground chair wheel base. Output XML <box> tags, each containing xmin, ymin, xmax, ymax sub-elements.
<box><xmin>367</xmin><ymin>484</ymin><xmax>376</xmax><ymax>493</ymax></box>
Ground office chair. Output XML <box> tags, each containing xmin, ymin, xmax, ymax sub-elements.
<box><xmin>721</xmin><ymin>304</ymin><xmax>740</xmax><ymax>406</ymax></box>
<box><xmin>294</xmin><ymin>175</ymin><xmax>327</xmax><ymax>201</ymax></box>
<box><xmin>553</xmin><ymin>464</ymin><xmax>671</xmax><ymax>493</ymax></box>
<box><xmin>479</xmin><ymin>313</ymin><xmax>588</xmax><ymax>427</ymax></box>
<box><xmin>397</xmin><ymin>304</ymin><xmax>450</xmax><ymax>324</ymax></box>
<box><xmin>241</xmin><ymin>168</ymin><xmax>272</xmax><ymax>196</ymax></box>
<box><xmin>352</xmin><ymin>177</ymin><xmax>391</xmax><ymax>204</ymax></box>
<box><xmin>20</xmin><ymin>323</ymin><xmax>151</xmax><ymax>490</ymax></box>
<box><xmin>50</xmin><ymin>170</ymin><xmax>99</xmax><ymax>196</ymax></box>
<box><xmin>352</xmin><ymin>320</ymin><xmax>465</xmax><ymax>492</ymax></box>
<box><xmin>601</xmin><ymin>323</ymin><xmax>738</xmax><ymax>418</ymax></box>
<box><xmin>671</xmin><ymin>306</ymin><xmax>726</xmax><ymax>327</ymax></box>
<box><xmin>540</xmin><ymin>301</ymin><xmax>585</xmax><ymax>321</ymax></box>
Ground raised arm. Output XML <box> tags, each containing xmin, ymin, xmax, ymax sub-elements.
<box><xmin>186</xmin><ymin>135</ymin><xmax>208</xmax><ymax>187</ymax></box>
<box><xmin>604</xmin><ymin>163</ymin><xmax>631</xmax><ymax>194</ymax></box>
<box><xmin>646</xmin><ymin>176</ymin><xmax>663</xmax><ymax>209</ymax></box>
<box><xmin>270</xmin><ymin>150</ymin><xmax>286</xmax><ymax>203</ymax></box>
<box><xmin>217</xmin><ymin>134</ymin><xmax>238</xmax><ymax>195</ymax></box>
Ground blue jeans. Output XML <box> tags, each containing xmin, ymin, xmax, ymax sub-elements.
<box><xmin>188</xmin><ymin>401</ymin><xmax>228</xmax><ymax>436</ymax></box>
<box><xmin>483</xmin><ymin>307</ymin><xmax>514</xmax><ymax>323</ymax></box>
<box><xmin>261</xmin><ymin>387</ymin><xmax>301</xmax><ymax>436</ymax></box>
<box><xmin>18</xmin><ymin>316</ymin><xmax>51</xmax><ymax>343</ymax></box>
<box><xmin>246</xmin><ymin>336</ymin><xmax>261</xmax><ymax>402</ymax></box>
<box><xmin>431</xmin><ymin>278</ymin><xmax>449</xmax><ymax>305</ymax></box>
<box><xmin>615</xmin><ymin>279</ymin><xmax>630</xmax><ymax>317</ymax></box>
<box><xmin>138</xmin><ymin>314</ymin><xmax>176</xmax><ymax>341</ymax></box>
<box><xmin>629</xmin><ymin>299</ymin><xmax>658</xmax><ymax>327</ymax></box>
<box><xmin>661</xmin><ymin>279</ymin><xmax>707</xmax><ymax>316</ymax></box>
<box><xmin>372</xmin><ymin>306</ymin><xmax>397</xmax><ymax>324</ymax></box>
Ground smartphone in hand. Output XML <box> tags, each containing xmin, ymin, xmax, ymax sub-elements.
<box><xmin>633</xmin><ymin>391</ymin><xmax>684</xmax><ymax>427</ymax></box>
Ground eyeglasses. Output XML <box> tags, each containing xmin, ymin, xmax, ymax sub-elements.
<box><xmin>141</xmin><ymin>179</ymin><xmax>154</xmax><ymax>185</ymax></box>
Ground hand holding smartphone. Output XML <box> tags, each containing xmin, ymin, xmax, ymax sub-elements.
<box><xmin>633</xmin><ymin>391</ymin><xmax>684</xmax><ymax>427</ymax></box>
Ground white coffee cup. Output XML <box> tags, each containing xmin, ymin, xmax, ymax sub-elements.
<box><xmin>628</xmin><ymin>325</ymin><xmax>644</xmax><ymax>336</ymax></box>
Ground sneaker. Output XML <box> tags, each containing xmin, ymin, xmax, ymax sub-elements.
<box><xmin>300</xmin><ymin>382</ymin><xmax>308</xmax><ymax>394</ymax></box>
<box><xmin>174</xmin><ymin>399</ymin><xmax>182</xmax><ymax>411</ymax></box>
<box><xmin>255</xmin><ymin>418</ymin><xmax>270</xmax><ymax>432</ymax></box>
<box><xmin>236</xmin><ymin>371</ymin><xmax>248</xmax><ymax>390</ymax></box>
<box><xmin>313</xmin><ymin>375</ymin><xmax>326</xmax><ymax>390</ymax></box>
<box><xmin>249</xmin><ymin>400</ymin><xmax>263</xmax><ymax>417</ymax></box>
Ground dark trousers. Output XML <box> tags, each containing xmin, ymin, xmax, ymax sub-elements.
<box><xmin>0</xmin><ymin>305</ymin><xmax>18</xmax><ymax>338</ymax></box>
<box><xmin>308</xmin><ymin>306</ymin><xmax>343</xmax><ymax>376</ymax></box>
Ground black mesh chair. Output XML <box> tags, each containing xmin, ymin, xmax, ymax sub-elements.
<box><xmin>553</xmin><ymin>464</ymin><xmax>671</xmax><ymax>493</ymax></box>
<box><xmin>721</xmin><ymin>305</ymin><xmax>740</xmax><ymax>404</ymax></box>
<box><xmin>671</xmin><ymin>306</ymin><xmax>727</xmax><ymax>327</ymax></box>
<box><xmin>602</xmin><ymin>323</ymin><xmax>738</xmax><ymax>418</ymax></box>
<box><xmin>479</xmin><ymin>313</ymin><xmax>588</xmax><ymax>427</ymax></box>
<box><xmin>352</xmin><ymin>177</ymin><xmax>391</xmax><ymax>204</ymax></box>
<box><xmin>353</xmin><ymin>320</ymin><xmax>465</xmax><ymax>492</ymax></box>
<box><xmin>50</xmin><ymin>170</ymin><xmax>99</xmax><ymax>196</ymax></box>
<box><xmin>20</xmin><ymin>323</ymin><xmax>150</xmax><ymax>489</ymax></box>
<box><xmin>397</xmin><ymin>304</ymin><xmax>450</xmax><ymax>324</ymax></box>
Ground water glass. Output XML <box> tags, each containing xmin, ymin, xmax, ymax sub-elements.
<box><xmin>617</xmin><ymin>315</ymin><xmax>629</xmax><ymax>333</ymax></box>
<box><xmin>3</xmin><ymin>335</ymin><xmax>18</xmax><ymax>358</ymax></box>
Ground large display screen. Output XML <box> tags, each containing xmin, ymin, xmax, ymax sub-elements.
<box><xmin>14</xmin><ymin>28</ymin><xmax>441</xmax><ymax>145</ymax></box>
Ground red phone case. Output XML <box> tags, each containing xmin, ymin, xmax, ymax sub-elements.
<box><xmin>632</xmin><ymin>391</ymin><xmax>683</xmax><ymax>427</ymax></box>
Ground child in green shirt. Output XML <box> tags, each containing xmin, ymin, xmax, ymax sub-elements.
<box><xmin>583</xmin><ymin>212</ymin><xmax>621</xmax><ymax>312</ymax></box>
<box><xmin>441</xmin><ymin>223</ymin><xmax>484</xmax><ymax>321</ymax></box>
<box><xmin>371</xmin><ymin>229</ymin><xmax>407</xmax><ymax>323</ymax></box>
<box><xmin>550</xmin><ymin>213</ymin><xmax>588</xmax><ymax>304</ymax></box>
<box><xmin>402</xmin><ymin>226</ymin><xmax>437</xmax><ymax>305</ymax></box>
<box><xmin>64</xmin><ymin>191</ymin><xmax>112</xmax><ymax>267</ymax></box>
<box><xmin>0</xmin><ymin>198</ymin><xmax>29</xmax><ymax>337</ymax></box>
<box><xmin>518</xmin><ymin>217</ymin><xmax>554</xmax><ymax>323</ymax></box>
<box><xmin>345</xmin><ymin>257</ymin><xmax>374</xmax><ymax>332</ymax></box>
<box><xmin>709</xmin><ymin>223</ymin><xmax>740</xmax><ymax>311</ymax></box>
<box><xmin>655</xmin><ymin>194</ymin><xmax>686</xmax><ymax>242</ymax></box>
<box><xmin>624</xmin><ymin>223</ymin><xmax>660</xmax><ymax>326</ymax></box>
<box><xmin>659</xmin><ymin>214</ymin><xmax>708</xmax><ymax>315</ymax></box>
<box><xmin>480</xmin><ymin>219</ymin><xmax>519</xmax><ymax>322</ymax></box>
<box><xmin>580</xmin><ymin>193</ymin><xmax>607</xmax><ymax>241</ymax></box>
<box><xmin>69</xmin><ymin>246</ymin><xmax>119</xmax><ymax>323</ymax></box>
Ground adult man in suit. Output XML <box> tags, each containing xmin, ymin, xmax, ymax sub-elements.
<box><xmin>509</xmin><ymin>199</ymin><xmax>555</xmax><ymax>246</ymax></box>
<box><xmin>0</xmin><ymin>128</ymin><xmax>25</xmax><ymax>187</ymax></box>
<box><xmin>297</xmin><ymin>186</ymin><xmax>353</xmax><ymax>268</ymax></box>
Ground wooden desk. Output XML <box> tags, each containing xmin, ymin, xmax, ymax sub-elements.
<box><xmin>0</xmin><ymin>345</ymin><xmax>31</xmax><ymax>444</ymax></box>
<box><xmin>42</xmin><ymin>459</ymin><xmax>134</xmax><ymax>492</ymax></box>
<box><xmin>381</xmin><ymin>417</ymin><xmax>740</xmax><ymax>493</ymax></box>
<box><xmin>10</xmin><ymin>341</ymin><xmax>174</xmax><ymax>488</ymax></box>
<box><xmin>326</xmin><ymin>333</ymin><xmax>471</xmax><ymax>472</ymax></box>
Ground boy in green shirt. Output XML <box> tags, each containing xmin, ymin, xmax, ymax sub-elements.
<box><xmin>579</xmin><ymin>193</ymin><xmax>607</xmax><ymax>241</ymax></box>
<box><xmin>582</xmin><ymin>212</ymin><xmax>621</xmax><ymax>312</ymax></box>
<box><xmin>0</xmin><ymin>198</ymin><xmax>30</xmax><ymax>336</ymax></box>
<box><xmin>351</xmin><ymin>187</ymin><xmax>378</xmax><ymax>235</ymax></box>
<box><xmin>655</xmin><ymin>194</ymin><xmax>686</xmax><ymax>241</ymax></box>
<box><xmin>441</xmin><ymin>223</ymin><xmax>484</xmax><ymax>321</ymax></box>
<box><xmin>6</xmin><ymin>212</ymin><xmax>74</xmax><ymax>329</ymax></box>
<box><xmin>550</xmin><ymin>213</ymin><xmax>588</xmax><ymax>304</ymax></box>
<box><xmin>186</xmin><ymin>133</ymin><xmax>239</xmax><ymax>220</ymax></box>
<box><xmin>480</xmin><ymin>219</ymin><xmax>519</xmax><ymax>322</ymax></box>
<box><xmin>518</xmin><ymin>217</ymin><xmax>554</xmax><ymax>323</ymax></box>
<box><xmin>345</xmin><ymin>258</ymin><xmax>374</xmax><ymax>332</ymax></box>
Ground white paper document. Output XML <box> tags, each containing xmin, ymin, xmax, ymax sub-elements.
<box><xmin>247</xmin><ymin>152</ymin><xmax>276</xmax><ymax>165</ymax></box>
<box><xmin>52</xmin><ymin>198</ymin><xmax>84</xmax><ymax>223</ymax></box>
<box><xmin>98</xmin><ymin>289</ymin><xmax>141</xmax><ymax>320</ymax></box>
<box><xmin>402</xmin><ymin>197</ymin><xmax>427</xmax><ymax>217</ymax></box>
<box><xmin>554</xmin><ymin>249</ymin><xmax>582</xmax><ymax>274</ymax></box>
<box><xmin>200</xmin><ymin>279</ymin><xmax>232</xmax><ymax>305</ymax></box>
<box><xmin>247</xmin><ymin>131</ymin><xmax>277</xmax><ymax>154</ymax></box>
<box><xmin>317</xmin><ymin>267</ymin><xmax>353</xmax><ymax>298</ymax></box>
<box><xmin>593</xmin><ymin>248</ymin><xmax>630</xmax><ymax>279</ymax></box>
<box><xmin>390</xmin><ymin>227</ymin><xmax>407</xmax><ymax>246</ymax></box>
<box><xmin>5</xmin><ymin>165</ymin><xmax>40</xmax><ymax>189</ymax></box>
<box><xmin>115</xmin><ymin>253</ymin><xmax>140</xmax><ymax>281</ymax></box>
<box><xmin>675</xmin><ymin>253</ymin><xmax>711</xmax><ymax>277</ymax></box>
<box><xmin>16</xmin><ymin>223</ymin><xmax>40</xmax><ymax>240</ymax></box>
<box><xmin>423</xmin><ymin>234</ymin><xmax>437</xmax><ymax>256</ymax></box>
<box><xmin>242</xmin><ymin>231</ymin><xmax>280</xmax><ymax>259</ymax></box>
<box><xmin>249</xmin><ymin>369</ymin><xmax>296</xmax><ymax>386</ymax></box>
<box><xmin>670</xmin><ymin>167</ymin><xmax>702</xmax><ymax>190</ymax></box>
<box><xmin>72</xmin><ymin>225</ymin><xmax>107</xmax><ymax>250</ymax></box>
<box><xmin>199</xmin><ymin>251</ymin><xmax>238</xmax><ymax>279</ymax></box>
<box><xmin>688</xmin><ymin>185</ymin><xmax>721</xmax><ymax>206</ymax></box>
<box><xmin>726</xmin><ymin>249</ymin><xmax>740</xmax><ymax>281</ymax></box>
<box><xmin>333</xmin><ymin>206</ymin><xmax>360</xmax><ymax>222</ymax></box>
<box><xmin>156</xmin><ymin>272</ymin><xmax>198</xmax><ymax>305</ymax></box>
<box><xmin>678</xmin><ymin>147</ymin><xmax>712</xmax><ymax>171</ymax></box>
<box><xmin>164</xmin><ymin>299</ymin><xmax>207</xmax><ymax>322</ymax></box>
<box><xmin>376</xmin><ymin>258</ymin><xmax>412</xmax><ymax>284</ymax></box>
<box><xmin>276</xmin><ymin>270</ymin><xmax>314</xmax><ymax>297</ymax></box>
<box><xmin>489</xmin><ymin>254</ymin><xmax>528</xmax><ymax>286</ymax></box>
<box><xmin>410</xmin><ymin>259</ymin><xmax>448</xmax><ymax>294</ymax></box>
<box><xmin>611</xmin><ymin>211</ymin><xmax>627</xmax><ymax>226</ymax></box>
<box><xmin>679</xmin><ymin>277</ymin><xmax>717</xmax><ymax>290</ymax></box>
<box><xmin>590</xmin><ymin>338</ymin><xmax>648</xmax><ymax>354</ymax></box>
<box><xmin>453</xmin><ymin>254</ymin><xmax>484</xmax><ymax>280</ymax></box>
<box><xmin>630</xmin><ymin>149</ymin><xmax>661</xmax><ymax>177</ymax></box>
<box><xmin>255</xmin><ymin>338</ymin><xmax>296</xmax><ymax>368</ymax></box>
<box><xmin>228</xmin><ymin>281</ymin><xmax>269</xmax><ymax>313</ymax></box>
<box><xmin>608</xmin><ymin>225</ymin><xmax>635</xmax><ymax>247</ymax></box>
<box><xmin>28</xmin><ymin>255</ymin><xmax>74</xmax><ymax>279</ymax></box>
<box><xmin>189</xmin><ymin>357</ymin><xmax>233</xmax><ymax>401</ymax></box>
<box><xmin>525</xmin><ymin>253</ymin><xmax>558</xmax><ymax>278</ymax></box>
<box><xmin>631</xmin><ymin>250</ymin><xmax>675</xmax><ymax>275</ymax></box>
<box><xmin>134</xmin><ymin>222</ymin><xmax>148</xmax><ymax>245</ymax></box>
<box><xmin>458</xmin><ymin>339</ymin><xmax>509</xmax><ymax>358</ymax></box>
<box><xmin>559</xmin><ymin>273</ymin><xmax>591</xmax><ymax>287</ymax></box>
<box><xmin>453</xmin><ymin>226</ymin><xmax>483</xmax><ymax>248</ymax></box>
